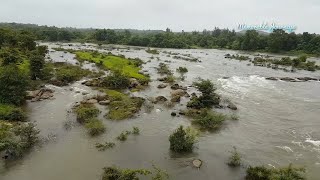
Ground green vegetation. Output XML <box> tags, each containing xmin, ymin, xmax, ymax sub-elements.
<box><xmin>0</xmin><ymin>121</ymin><xmax>40</xmax><ymax>160</ymax></box>
<box><xmin>105</xmin><ymin>90</ymin><xmax>144</xmax><ymax>120</ymax></box>
<box><xmin>176</xmin><ymin>66</ymin><xmax>188</xmax><ymax>73</ymax></box>
<box><xmin>169</xmin><ymin>126</ymin><xmax>197</xmax><ymax>153</ymax></box>
<box><xmin>227</xmin><ymin>147</ymin><xmax>241</xmax><ymax>167</ymax></box>
<box><xmin>252</xmin><ymin>55</ymin><xmax>320</xmax><ymax>71</ymax></box>
<box><xmin>74</xmin><ymin>104</ymin><xmax>100</xmax><ymax>123</ymax></box>
<box><xmin>85</xmin><ymin>118</ymin><xmax>106</xmax><ymax>136</ymax></box>
<box><xmin>0</xmin><ymin>104</ymin><xmax>26</xmax><ymax>121</ymax></box>
<box><xmin>191</xmin><ymin>109</ymin><xmax>226</xmax><ymax>131</ymax></box>
<box><xmin>95</xmin><ymin>142</ymin><xmax>116</xmax><ymax>151</ymax></box>
<box><xmin>157</xmin><ymin>63</ymin><xmax>172</xmax><ymax>75</ymax></box>
<box><xmin>74</xmin><ymin>51</ymin><xmax>149</xmax><ymax>83</ymax></box>
<box><xmin>187</xmin><ymin>79</ymin><xmax>220</xmax><ymax>109</ymax></box>
<box><xmin>146</xmin><ymin>48</ymin><xmax>160</xmax><ymax>54</ymax></box>
<box><xmin>246</xmin><ymin>164</ymin><xmax>306</xmax><ymax>180</ymax></box>
<box><xmin>225</xmin><ymin>54</ymin><xmax>250</xmax><ymax>61</ymax></box>
<box><xmin>55</xmin><ymin>63</ymin><xmax>92</xmax><ymax>84</ymax></box>
<box><xmin>0</xmin><ymin>65</ymin><xmax>29</xmax><ymax>105</ymax></box>
<box><xmin>102</xmin><ymin>165</ymin><xmax>168</xmax><ymax>180</ymax></box>
<box><xmin>132</xmin><ymin>126</ymin><xmax>140</xmax><ymax>135</ymax></box>
<box><xmin>101</xmin><ymin>71</ymin><xmax>130</xmax><ymax>89</ymax></box>
<box><xmin>116</xmin><ymin>130</ymin><xmax>131</xmax><ymax>141</ymax></box>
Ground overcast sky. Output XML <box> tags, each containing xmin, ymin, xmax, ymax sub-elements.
<box><xmin>0</xmin><ymin>0</ymin><xmax>319</xmax><ymax>33</ymax></box>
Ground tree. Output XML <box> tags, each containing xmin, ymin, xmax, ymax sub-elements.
<box><xmin>0</xmin><ymin>48</ymin><xmax>22</xmax><ymax>66</ymax></box>
<box><xmin>30</xmin><ymin>54</ymin><xmax>45</xmax><ymax>80</ymax></box>
<box><xmin>169</xmin><ymin>126</ymin><xmax>196</xmax><ymax>153</ymax></box>
<box><xmin>0</xmin><ymin>65</ymin><xmax>29</xmax><ymax>105</ymax></box>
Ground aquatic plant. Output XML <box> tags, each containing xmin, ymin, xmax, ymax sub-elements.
<box><xmin>246</xmin><ymin>164</ymin><xmax>306</xmax><ymax>180</ymax></box>
<box><xmin>227</xmin><ymin>146</ymin><xmax>241</xmax><ymax>167</ymax></box>
<box><xmin>75</xmin><ymin>104</ymin><xmax>100</xmax><ymax>123</ymax></box>
<box><xmin>187</xmin><ymin>79</ymin><xmax>220</xmax><ymax>109</ymax></box>
<box><xmin>132</xmin><ymin>126</ymin><xmax>140</xmax><ymax>135</ymax></box>
<box><xmin>191</xmin><ymin>109</ymin><xmax>226</xmax><ymax>131</ymax></box>
<box><xmin>169</xmin><ymin>126</ymin><xmax>197</xmax><ymax>153</ymax></box>
<box><xmin>146</xmin><ymin>48</ymin><xmax>160</xmax><ymax>55</ymax></box>
<box><xmin>85</xmin><ymin>118</ymin><xmax>106</xmax><ymax>136</ymax></box>
<box><xmin>116</xmin><ymin>130</ymin><xmax>131</xmax><ymax>141</ymax></box>
<box><xmin>95</xmin><ymin>142</ymin><xmax>115</xmax><ymax>151</ymax></box>
<box><xmin>157</xmin><ymin>63</ymin><xmax>172</xmax><ymax>75</ymax></box>
<box><xmin>176</xmin><ymin>66</ymin><xmax>188</xmax><ymax>73</ymax></box>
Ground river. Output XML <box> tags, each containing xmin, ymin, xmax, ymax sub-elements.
<box><xmin>0</xmin><ymin>43</ymin><xmax>319</xmax><ymax>180</ymax></box>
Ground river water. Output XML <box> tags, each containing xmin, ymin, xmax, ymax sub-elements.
<box><xmin>0</xmin><ymin>43</ymin><xmax>319</xmax><ymax>180</ymax></box>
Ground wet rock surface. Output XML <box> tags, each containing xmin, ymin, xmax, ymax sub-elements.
<box><xmin>27</xmin><ymin>88</ymin><xmax>55</xmax><ymax>102</ymax></box>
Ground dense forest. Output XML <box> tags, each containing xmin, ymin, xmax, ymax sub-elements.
<box><xmin>1</xmin><ymin>23</ymin><xmax>320</xmax><ymax>55</ymax></box>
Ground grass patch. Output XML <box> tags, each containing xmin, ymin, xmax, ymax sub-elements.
<box><xmin>74</xmin><ymin>104</ymin><xmax>100</xmax><ymax>123</ymax></box>
<box><xmin>0</xmin><ymin>104</ymin><xmax>26</xmax><ymax>121</ymax></box>
<box><xmin>176</xmin><ymin>66</ymin><xmax>188</xmax><ymax>73</ymax></box>
<box><xmin>105</xmin><ymin>90</ymin><xmax>144</xmax><ymax>120</ymax></box>
<box><xmin>55</xmin><ymin>63</ymin><xmax>92</xmax><ymax>84</ymax></box>
<box><xmin>74</xmin><ymin>51</ymin><xmax>149</xmax><ymax>83</ymax></box>
<box><xmin>227</xmin><ymin>147</ymin><xmax>241</xmax><ymax>167</ymax></box>
<box><xmin>85</xmin><ymin>118</ymin><xmax>106</xmax><ymax>136</ymax></box>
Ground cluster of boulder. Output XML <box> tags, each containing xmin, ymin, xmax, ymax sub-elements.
<box><xmin>26</xmin><ymin>88</ymin><xmax>55</xmax><ymax>102</ymax></box>
<box><xmin>266</xmin><ymin>77</ymin><xmax>319</xmax><ymax>82</ymax></box>
<box><xmin>154</xmin><ymin>83</ymin><xmax>190</xmax><ymax>104</ymax></box>
<box><xmin>73</xmin><ymin>94</ymin><xmax>111</xmax><ymax>107</ymax></box>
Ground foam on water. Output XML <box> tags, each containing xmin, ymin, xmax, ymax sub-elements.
<box><xmin>306</xmin><ymin>138</ymin><xmax>320</xmax><ymax>147</ymax></box>
<box><xmin>276</xmin><ymin>146</ymin><xmax>294</xmax><ymax>153</ymax></box>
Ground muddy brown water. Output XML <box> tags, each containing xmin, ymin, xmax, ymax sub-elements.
<box><xmin>0</xmin><ymin>43</ymin><xmax>319</xmax><ymax>180</ymax></box>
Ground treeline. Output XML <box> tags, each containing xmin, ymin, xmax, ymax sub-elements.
<box><xmin>1</xmin><ymin>23</ymin><xmax>320</xmax><ymax>55</ymax></box>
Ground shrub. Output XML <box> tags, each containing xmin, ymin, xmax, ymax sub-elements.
<box><xmin>176</xmin><ymin>66</ymin><xmax>188</xmax><ymax>73</ymax></box>
<box><xmin>95</xmin><ymin>142</ymin><xmax>115</xmax><ymax>151</ymax></box>
<box><xmin>132</xmin><ymin>127</ymin><xmax>140</xmax><ymax>135</ymax></box>
<box><xmin>157</xmin><ymin>63</ymin><xmax>172</xmax><ymax>75</ymax></box>
<box><xmin>192</xmin><ymin>109</ymin><xmax>226</xmax><ymax>131</ymax></box>
<box><xmin>169</xmin><ymin>126</ymin><xmax>196</xmax><ymax>153</ymax></box>
<box><xmin>0</xmin><ymin>65</ymin><xmax>29</xmax><ymax>105</ymax></box>
<box><xmin>75</xmin><ymin>104</ymin><xmax>100</xmax><ymax>123</ymax></box>
<box><xmin>101</xmin><ymin>71</ymin><xmax>130</xmax><ymax>89</ymax></box>
<box><xmin>246</xmin><ymin>164</ymin><xmax>306</xmax><ymax>180</ymax></box>
<box><xmin>55</xmin><ymin>63</ymin><xmax>91</xmax><ymax>84</ymax></box>
<box><xmin>116</xmin><ymin>130</ymin><xmax>131</xmax><ymax>141</ymax></box>
<box><xmin>146</xmin><ymin>48</ymin><xmax>160</xmax><ymax>54</ymax></box>
<box><xmin>227</xmin><ymin>147</ymin><xmax>241</xmax><ymax>167</ymax></box>
<box><xmin>0</xmin><ymin>104</ymin><xmax>26</xmax><ymax>121</ymax></box>
<box><xmin>85</xmin><ymin>118</ymin><xmax>106</xmax><ymax>136</ymax></box>
<box><xmin>102</xmin><ymin>166</ymin><xmax>151</xmax><ymax>180</ymax></box>
<box><xmin>164</xmin><ymin>75</ymin><xmax>175</xmax><ymax>83</ymax></box>
<box><xmin>14</xmin><ymin>122</ymin><xmax>40</xmax><ymax>149</ymax></box>
<box><xmin>187</xmin><ymin>79</ymin><xmax>220</xmax><ymax>109</ymax></box>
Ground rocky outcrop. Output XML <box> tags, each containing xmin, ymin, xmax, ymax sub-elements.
<box><xmin>265</xmin><ymin>77</ymin><xmax>319</xmax><ymax>82</ymax></box>
<box><xmin>170</xmin><ymin>83</ymin><xmax>187</xmax><ymax>90</ymax></box>
<box><xmin>26</xmin><ymin>88</ymin><xmax>55</xmax><ymax>102</ymax></box>
<box><xmin>155</xmin><ymin>96</ymin><xmax>168</xmax><ymax>103</ymax></box>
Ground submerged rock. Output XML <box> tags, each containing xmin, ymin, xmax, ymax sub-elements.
<box><xmin>227</xmin><ymin>102</ymin><xmax>238</xmax><ymax>110</ymax></box>
<box><xmin>192</xmin><ymin>159</ymin><xmax>202</xmax><ymax>168</ymax></box>
<box><xmin>171</xmin><ymin>89</ymin><xmax>186</xmax><ymax>97</ymax></box>
<box><xmin>157</xmin><ymin>83</ymin><xmax>168</xmax><ymax>89</ymax></box>
<box><xmin>171</xmin><ymin>112</ymin><xmax>177</xmax><ymax>116</ymax></box>
<box><xmin>266</xmin><ymin>77</ymin><xmax>278</xmax><ymax>81</ymax></box>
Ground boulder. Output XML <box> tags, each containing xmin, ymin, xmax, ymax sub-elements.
<box><xmin>157</xmin><ymin>84</ymin><xmax>167</xmax><ymax>89</ymax></box>
<box><xmin>171</xmin><ymin>95</ymin><xmax>181</xmax><ymax>103</ymax></box>
<box><xmin>155</xmin><ymin>96</ymin><xmax>168</xmax><ymax>102</ymax></box>
<box><xmin>171</xmin><ymin>112</ymin><xmax>177</xmax><ymax>116</ymax></box>
<box><xmin>82</xmin><ymin>92</ymin><xmax>89</xmax><ymax>95</ymax></box>
<box><xmin>227</xmin><ymin>102</ymin><xmax>238</xmax><ymax>110</ymax></box>
<box><xmin>84</xmin><ymin>99</ymin><xmax>98</xmax><ymax>104</ymax></box>
<box><xmin>27</xmin><ymin>88</ymin><xmax>54</xmax><ymax>102</ymax></box>
<box><xmin>171</xmin><ymin>89</ymin><xmax>186</xmax><ymax>97</ymax></box>
<box><xmin>192</xmin><ymin>159</ymin><xmax>202</xmax><ymax>168</ymax></box>
<box><xmin>171</xmin><ymin>83</ymin><xmax>180</xmax><ymax>90</ymax></box>
<box><xmin>99</xmin><ymin>100</ymin><xmax>110</xmax><ymax>105</ymax></box>
<box><xmin>129</xmin><ymin>78</ymin><xmax>140</xmax><ymax>88</ymax></box>
<box><xmin>266</xmin><ymin>77</ymin><xmax>278</xmax><ymax>81</ymax></box>
<box><xmin>297</xmin><ymin>77</ymin><xmax>318</xmax><ymax>81</ymax></box>
<box><xmin>157</xmin><ymin>77</ymin><xmax>167</xmax><ymax>81</ymax></box>
<box><xmin>280</xmin><ymin>77</ymin><xmax>295</xmax><ymax>82</ymax></box>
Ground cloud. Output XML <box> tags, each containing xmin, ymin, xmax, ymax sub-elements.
<box><xmin>0</xmin><ymin>0</ymin><xmax>318</xmax><ymax>33</ymax></box>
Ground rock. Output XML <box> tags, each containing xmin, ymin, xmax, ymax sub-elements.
<box><xmin>192</xmin><ymin>159</ymin><xmax>202</xmax><ymax>168</ymax></box>
<box><xmin>157</xmin><ymin>84</ymin><xmax>167</xmax><ymax>89</ymax></box>
<box><xmin>157</xmin><ymin>77</ymin><xmax>167</xmax><ymax>81</ymax></box>
<box><xmin>171</xmin><ymin>95</ymin><xmax>181</xmax><ymax>103</ymax></box>
<box><xmin>280</xmin><ymin>77</ymin><xmax>295</xmax><ymax>82</ymax></box>
<box><xmin>75</xmin><ymin>91</ymin><xmax>81</xmax><ymax>93</ymax></box>
<box><xmin>155</xmin><ymin>96</ymin><xmax>168</xmax><ymax>102</ymax></box>
<box><xmin>84</xmin><ymin>99</ymin><xmax>98</xmax><ymax>104</ymax></box>
<box><xmin>178</xmin><ymin>110</ymin><xmax>186</xmax><ymax>115</ymax></box>
<box><xmin>82</xmin><ymin>92</ymin><xmax>89</xmax><ymax>95</ymax></box>
<box><xmin>27</xmin><ymin>88</ymin><xmax>54</xmax><ymax>101</ymax></box>
<box><xmin>99</xmin><ymin>100</ymin><xmax>110</xmax><ymax>105</ymax></box>
<box><xmin>69</xmin><ymin>87</ymin><xmax>74</xmax><ymax>91</ymax></box>
<box><xmin>26</xmin><ymin>90</ymin><xmax>40</xmax><ymax>99</ymax></box>
<box><xmin>191</xmin><ymin>93</ymin><xmax>197</xmax><ymax>98</ymax></box>
<box><xmin>171</xmin><ymin>112</ymin><xmax>177</xmax><ymax>116</ymax></box>
<box><xmin>227</xmin><ymin>102</ymin><xmax>238</xmax><ymax>110</ymax></box>
<box><xmin>297</xmin><ymin>77</ymin><xmax>318</xmax><ymax>81</ymax></box>
<box><xmin>266</xmin><ymin>77</ymin><xmax>278</xmax><ymax>81</ymax></box>
<box><xmin>129</xmin><ymin>78</ymin><xmax>140</xmax><ymax>88</ymax></box>
<box><xmin>40</xmin><ymin>91</ymin><xmax>53</xmax><ymax>99</ymax></box>
<box><xmin>184</xmin><ymin>93</ymin><xmax>190</xmax><ymax>98</ymax></box>
<box><xmin>171</xmin><ymin>83</ymin><xmax>180</xmax><ymax>90</ymax></box>
<box><xmin>171</xmin><ymin>89</ymin><xmax>186</xmax><ymax>97</ymax></box>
